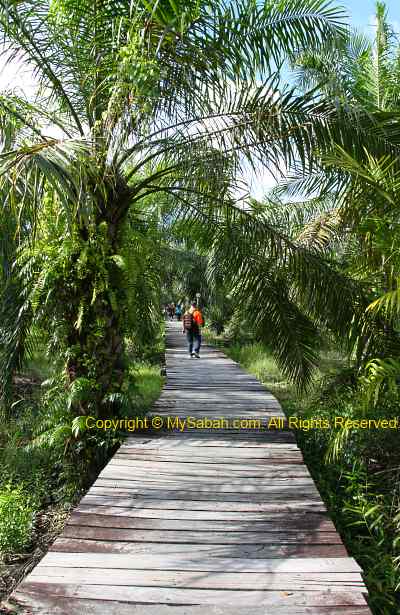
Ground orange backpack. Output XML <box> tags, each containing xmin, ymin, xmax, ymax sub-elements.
<box><xmin>192</xmin><ymin>309</ymin><xmax>204</xmax><ymax>327</ymax></box>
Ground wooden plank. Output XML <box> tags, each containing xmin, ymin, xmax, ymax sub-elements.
<box><xmin>123</xmin><ymin>436</ymin><xmax>288</xmax><ymax>446</ymax></box>
<box><xmin>162</xmin><ymin>386</ymin><xmax>272</xmax><ymax>391</ymax></box>
<box><xmin>62</xmin><ymin>526</ymin><xmax>342</xmax><ymax>544</ymax></box>
<box><xmin>76</xmin><ymin>504</ymin><xmax>329</xmax><ymax>521</ymax></box>
<box><xmin>101</xmin><ymin>471</ymin><xmax>311</xmax><ymax>484</ymax></box>
<box><xmin>88</xmin><ymin>484</ymin><xmax>322</xmax><ymax>500</ymax></box>
<box><xmin>92</xmin><ymin>483</ymin><xmax>320</xmax><ymax>498</ymax></box>
<box><xmin>154</xmin><ymin>401</ymin><xmax>283</xmax><ymax>409</ymax></box>
<box><xmin>120</xmin><ymin>442</ymin><xmax>299</xmax><ymax>453</ymax></box>
<box><xmin>97</xmin><ymin>473</ymin><xmax>316</xmax><ymax>490</ymax></box>
<box><xmin>87</xmin><ymin>489</ymin><xmax>322</xmax><ymax>503</ymax></box>
<box><xmin>13</xmin><ymin>583</ymin><xmax>369</xmax><ymax>607</ymax></box>
<box><xmin>104</xmin><ymin>459</ymin><xmax>308</xmax><ymax>473</ymax></box>
<box><xmin>94</xmin><ymin>476</ymin><xmax>318</xmax><ymax>494</ymax></box>
<box><xmin>164</xmin><ymin>380</ymin><xmax>265</xmax><ymax>385</ymax></box>
<box><xmin>149</xmin><ymin>411</ymin><xmax>282</xmax><ymax>418</ymax></box>
<box><xmin>123</xmin><ymin>434</ymin><xmax>296</xmax><ymax>443</ymax></box>
<box><xmin>120</xmin><ymin>443</ymin><xmax>299</xmax><ymax>453</ymax></box>
<box><xmin>79</xmin><ymin>495</ymin><xmax>326</xmax><ymax>512</ymax></box>
<box><xmin>110</xmin><ymin>457</ymin><xmax>311</xmax><ymax>476</ymax></box>
<box><xmin>128</xmin><ymin>432</ymin><xmax>295</xmax><ymax>441</ymax></box>
<box><xmin>101</xmin><ymin>470</ymin><xmax>314</xmax><ymax>484</ymax></box>
<box><xmin>28</xmin><ymin>568</ymin><xmax>364</xmax><ymax>591</ymax></box>
<box><xmin>67</xmin><ymin>512</ymin><xmax>336</xmax><ymax>532</ymax></box>
<box><xmin>114</xmin><ymin>452</ymin><xmax>304</xmax><ymax>464</ymax></box>
<box><xmin>158</xmin><ymin>391</ymin><xmax>280</xmax><ymax>399</ymax></box>
<box><xmin>10</xmin><ymin>594</ymin><xmax>373</xmax><ymax>615</ymax></box>
<box><xmin>154</xmin><ymin>399</ymin><xmax>282</xmax><ymax>405</ymax></box>
<box><xmin>116</xmin><ymin>441</ymin><xmax>298</xmax><ymax>451</ymax></box>
<box><xmin>50</xmin><ymin>538</ymin><xmax>348</xmax><ymax>557</ymax></box>
<box><xmin>38</xmin><ymin>553</ymin><xmax>361</xmax><ymax>573</ymax></box>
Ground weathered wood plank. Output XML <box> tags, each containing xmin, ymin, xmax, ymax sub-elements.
<box><xmin>10</xmin><ymin>594</ymin><xmax>372</xmax><ymax>615</ymax></box>
<box><xmin>75</xmin><ymin>504</ymin><xmax>329</xmax><ymax>521</ymax></box>
<box><xmin>87</xmin><ymin>488</ymin><xmax>323</xmax><ymax>503</ymax></box>
<box><xmin>149</xmin><ymin>412</ymin><xmax>282</xmax><ymax>419</ymax></box>
<box><xmin>125</xmin><ymin>433</ymin><xmax>295</xmax><ymax>441</ymax></box>
<box><xmin>110</xmin><ymin>457</ymin><xmax>310</xmax><ymax>475</ymax></box>
<box><xmin>62</xmin><ymin>526</ymin><xmax>343</xmax><ymax>544</ymax></box>
<box><xmin>66</xmin><ymin>512</ymin><xmax>336</xmax><ymax>532</ymax></box>
<box><xmin>79</xmin><ymin>495</ymin><xmax>327</xmax><ymax>513</ymax></box>
<box><xmin>97</xmin><ymin>473</ymin><xmax>316</xmax><ymax>490</ymax></box>
<box><xmin>28</xmin><ymin>568</ymin><xmax>364</xmax><ymax>591</ymax></box>
<box><xmin>37</xmin><ymin>553</ymin><xmax>361</xmax><ymax>573</ymax></box>
<box><xmin>88</xmin><ymin>485</ymin><xmax>322</xmax><ymax>501</ymax></box>
<box><xmin>100</xmin><ymin>471</ymin><xmax>315</xmax><ymax>485</ymax></box>
<box><xmin>123</xmin><ymin>434</ymin><xmax>296</xmax><ymax>445</ymax></box>
<box><xmin>102</xmin><ymin>469</ymin><xmax>313</xmax><ymax>482</ymax></box>
<box><xmin>13</xmin><ymin>583</ymin><xmax>369</xmax><ymax>607</ymax></box>
<box><xmin>119</xmin><ymin>444</ymin><xmax>301</xmax><ymax>455</ymax></box>
<box><xmin>111</xmin><ymin>448</ymin><xmax>300</xmax><ymax>459</ymax></box>
<box><xmin>94</xmin><ymin>475</ymin><xmax>316</xmax><ymax>488</ymax></box>
<box><xmin>114</xmin><ymin>451</ymin><xmax>304</xmax><ymax>464</ymax></box>
<box><xmin>153</xmin><ymin>402</ymin><xmax>283</xmax><ymax>409</ymax></box>
<box><xmin>50</xmin><ymin>538</ymin><xmax>348</xmax><ymax>557</ymax></box>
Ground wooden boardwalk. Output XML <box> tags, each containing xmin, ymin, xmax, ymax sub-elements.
<box><xmin>12</xmin><ymin>321</ymin><xmax>371</xmax><ymax>614</ymax></box>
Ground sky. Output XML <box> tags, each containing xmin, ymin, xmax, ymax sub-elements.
<box><xmin>343</xmin><ymin>0</ymin><xmax>399</xmax><ymax>33</ymax></box>
<box><xmin>1</xmin><ymin>1</ymin><xmax>400</xmax><ymax>198</ymax></box>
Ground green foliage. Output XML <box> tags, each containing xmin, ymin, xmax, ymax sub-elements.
<box><xmin>361</xmin><ymin>358</ymin><xmax>400</xmax><ymax>408</ymax></box>
<box><xmin>227</xmin><ymin>341</ymin><xmax>292</xmax><ymax>391</ymax></box>
<box><xmin>0</xmin><ymin>355</ymin><xmax>163</xmax><ymax>565</ymax></box>
<box><xmin>296</xmin><ymin>397</ymin><xmax>400</xmax><ymax>615</ymax></box>
<box><xmin>293</xmin><ymin>1</ymin><xmax>400</xmax><ymax>112</ymax></box>
<box><xmin>224</xmin><ymin>339</ymin><xmax>400</xmax><ymax>614</ymax></box>
<box><xmin>0</xmin><ymin>487</ymin><xmax>35</xmax><ymax>555</ymax></box>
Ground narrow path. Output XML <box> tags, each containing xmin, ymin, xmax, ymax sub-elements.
<box><xmin>12</xmin><ymin>321</ymin><xmax>371</xmax><ymax>614</ymax></box>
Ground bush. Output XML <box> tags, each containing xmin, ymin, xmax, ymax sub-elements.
<box><xmin>222</xmin><ymin>342</ymin><xmax>400</xmax><ymax>614</ymax></box>
<box><xmin>0</xmin><ymin>487</ymin><xmax>35</xmax><ymax>555</ymax></box>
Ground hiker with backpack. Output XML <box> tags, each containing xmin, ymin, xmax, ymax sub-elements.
<box><xmin>182</xmin><ymin>302</ymin><xmax>204</xmax><ymax>358</ymax></box>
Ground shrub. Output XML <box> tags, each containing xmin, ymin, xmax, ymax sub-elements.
<box><xmin>0</xmin><ymin>487</ymin><xmax>35</xmax><ymax>555</ymax></box>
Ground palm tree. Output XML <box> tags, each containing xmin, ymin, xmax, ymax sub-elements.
<box><xmin>1</xmin><ymin>0</ymin><xmax>357</xmax><ymax>414</ymax></box>
<box><xmin>270</xmin><ymin>1</ymin><xmax>400</xmax><ymax>390</ymax></box>
<box><xmin>293</xmin><ymin>0</ymin><xmax>400</xmax><ymax>112</ymax></box>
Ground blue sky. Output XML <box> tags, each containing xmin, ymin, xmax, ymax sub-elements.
<box><xmin>343</xmin><ymin>0</ymin><xmax>400</xmax><ymax>32</ymax></box>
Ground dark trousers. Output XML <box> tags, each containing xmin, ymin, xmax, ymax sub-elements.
<box><xmin>186</xmin><ymin>330</ymin><xmax>201</xmax><ymax>354</ymax></box>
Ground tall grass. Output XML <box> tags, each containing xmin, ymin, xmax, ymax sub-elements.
<box><xmin>208</xmin><ymin>334</ymin><xmax>400</xmax><ymax>615</ymax></box>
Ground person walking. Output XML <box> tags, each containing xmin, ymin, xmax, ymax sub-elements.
<box><xmin>182</xmin><ymin>302</ymin><xmax>204</xmax><ymax>358</ymax></box>
<box><xmin>175</xmin><ymin>303</ymin><xmax>182</xmax><ymax>321</ymax></box>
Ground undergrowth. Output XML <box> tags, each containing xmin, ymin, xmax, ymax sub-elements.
<box><xmin>207</xmin><ymin>331</ymin><xmax>400</xmax><ymax>615</ymax></box>
<box><xmin>0</xmin><ymin>338</ymin><xmax>164</xmax><ymax>599</ymax></box>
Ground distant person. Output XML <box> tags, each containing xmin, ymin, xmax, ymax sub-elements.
<box><xmin>168</xmin><ymin>303</ymin><xmax>175</xmax><ymax>320</ymax></box>
<box><xmin>182</xmin><ymin>302</ymin><xmax>204</xmax><ymax>358</ymax></box>
<box><xmin>175</xmin><ymin>304</ymin><xmax>182</xmax><ymax>321</ymax></box>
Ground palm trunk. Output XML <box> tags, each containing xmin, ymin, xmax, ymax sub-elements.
<box><xmin>64</xmin><ymin>190</ymin><xmax>132</xmax><ymax>418</ymax></box>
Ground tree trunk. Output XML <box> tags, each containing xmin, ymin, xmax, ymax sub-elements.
<box><xmin>62</xmin><ymin>193</ymin><xmax>131</xmax><ymax>418</ymax></box>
